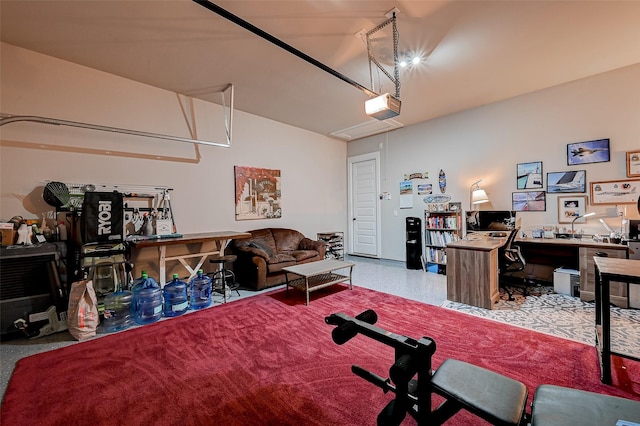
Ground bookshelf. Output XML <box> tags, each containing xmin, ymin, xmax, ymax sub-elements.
<box><xmin>424</xmin><ymin>206</ymin><xmax>462</xmax><ymax>274</ymax></box>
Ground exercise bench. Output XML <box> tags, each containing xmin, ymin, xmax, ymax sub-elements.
<box><xmin>325</xmin><ymin>310</ymin><xmax>528</xmax><ymax>425</ymax></box>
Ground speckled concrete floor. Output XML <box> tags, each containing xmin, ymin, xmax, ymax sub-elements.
<box><xmin>0</xmin><ymin>256</ymin><xmax>447</xmax><ymax>399</ymax></box>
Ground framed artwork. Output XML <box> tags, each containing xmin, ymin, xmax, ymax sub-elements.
<box><xmin>516</xmin><ymin>161</ymin><xmax>543</xmax><ymax>189</ymax></box>
<box><xmin>234</xmin><ymin>166</ymin><xmax>282</xmax><ymax>220</ymax></box>
<box><xmin>567</xmin><ymin>138</ymin><xmax>610</xmax><ymax>165</ymax></box>
<box><xmin>546</xmin><ymin>170</ymin><xmax>586</xmax><ymax>193</ymax></box>
<box><xmin>557</xmin><ymin>195</ymin><xmax>588</xmax><ymax>223</ymax></box>
<box><xmin>512</xmin><ymin>191</ymin><xmax>546</xmax><ymax>212</ymax></box>
<box><xmin>590</xmin><ymin>179</ymin><xmax>640</xmax><ymax>205</ymax></box>
<box><xmin>627</xmin><ymin>151</ymin><xmax>640</xmax><ymax>177</ymax></box>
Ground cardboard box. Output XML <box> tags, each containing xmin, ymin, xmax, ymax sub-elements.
<box><xmin>1</xmin><ymin>229</ymin><xmax>16</xmax><ymax>246</ymax></box>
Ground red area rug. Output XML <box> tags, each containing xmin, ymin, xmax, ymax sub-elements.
<box><xmin>2</xmin><ymin>285</ymin><xmax>638</xmax><ymax>425</ymax></box>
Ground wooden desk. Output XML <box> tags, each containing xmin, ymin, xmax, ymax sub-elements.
<box><xmin>593</xmin><ymin>257</ymin><xmax>640</xmax><ymax>384</ymax></box>
<box><xmin>129</xmin><ymin>231</ymin><xmax>251</xmax><ymax>286</ymax></box>
<box><xmin>446</xmin><ymin>238</ymin><xmax>506</xmax><ymax>309</ymax></box>
<box><xmin>446</xmin><ymin>236</ymin><xmax>628</xmax><ymax>309</ymax></box>
<box><xmin>516</xmin><ymin>238</ymin><xmax>628</xmax><ymax>306</ymax></box>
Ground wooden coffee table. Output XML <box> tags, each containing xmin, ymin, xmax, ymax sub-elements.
<box><xmin>283</xmin><ymin>259</ymin><xmax>355</xmax><ymax>305</ymax></box>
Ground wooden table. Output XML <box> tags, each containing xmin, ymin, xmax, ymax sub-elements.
<box><xmin>129</xmin><ymin>231</ymin><xmax>251</xmax><ymax>286</ymax></box>
<box><xmin>593</xmin><ymin>257</ymin><xmax>640</xmax><ymax>384</ymax></box>
<box><xmin>283</xmin><ymin>259</ymin><xmax>354</xmax><ymax>305</ymax></box>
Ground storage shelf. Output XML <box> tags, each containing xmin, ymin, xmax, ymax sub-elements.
<box><xmin>424</xmin><ymin>207</ymin><xmax>462</xmax><ymax>274</ymax></box>
<box><xmin>318</xmin><ymin>232</ymin><xmax>344</xmax><ymax>260</ymax></box>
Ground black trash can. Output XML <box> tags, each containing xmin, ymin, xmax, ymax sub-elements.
<box><xmin>406</xmin><ymin>217</ymin><xmax>422</xmax><ymax>269</ymax></box>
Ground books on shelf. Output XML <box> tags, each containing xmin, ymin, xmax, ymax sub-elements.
<box><xmin>425</xmin><ymin>230</ymin><xmax>460</xmax><ymax>247</ymax></box>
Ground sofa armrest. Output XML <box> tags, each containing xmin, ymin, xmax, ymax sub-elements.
<box><xmin>299</xmin><ymin>238</ymin><xmax>327</xmax><ymax>257</ymax></box>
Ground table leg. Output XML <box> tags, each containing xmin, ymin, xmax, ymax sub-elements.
<box><xmin>159</xmin><ymin>246</ymin><xmax>167</xmax><ymax>287</ymax></box>
<box><xmin>595</xmin><ymin>263</ymin><xmax>612</xmax><ymax>384</ymax></box>
<box><xmin>348</xmin><ymin>265</ymin><xmax>354</xmax><ymax>290</ymax></box>
<box><xmin>305</xmin><ymin>277</ymin><xmax>310</xmax><ymax>306</ymax></box>
<box><xmin>285</xmin><ymin>271</ymin><xmax>290</xmax><ymax>298</ymax></box>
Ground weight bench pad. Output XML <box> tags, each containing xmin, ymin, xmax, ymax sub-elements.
<box><xmin>431</xmin><ymin>359</ymin><xmax>527</xmax><ymax>426</ymax></box>
<box><xmin>530</xmin><ymin>384</ymin><xmax>640</xmax><ymax>426</ymax></box>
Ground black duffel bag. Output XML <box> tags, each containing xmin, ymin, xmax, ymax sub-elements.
<box><xmin>81</xmin><ymin>191</ymin><xmax>124</xmax><ymax>243</ymax></box>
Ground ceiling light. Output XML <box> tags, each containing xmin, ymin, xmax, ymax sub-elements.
<box><xmin>412</xmin><ymin>56</ymin><xmax>420</xmax><ymax>65</ymax></box>
<box><xmin>365</xmin><ymin>93</ymin><xmax>401</xmax><ymax>120</ymax></box>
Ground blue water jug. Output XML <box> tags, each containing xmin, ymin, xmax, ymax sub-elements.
<box><xmin>102</xmin><ymin>289</ymin><xmax>133</xmax><ymax>332</ymax></box>
<box><xmin>132</xmin><ymin>272</ymin><xmax>162</xmax><ymax>325</ymax></box>
<box><xmin>189</xmin><ymin>270</ymin><xmax>212</xmax><ymax>310</ymax></box>
<box><xmin>163</xmin><ymin>274</ymin><xmax>189</xmax><ymax>317</ymax></box>
<box><xmin>129</xmin><ymin>270</ymin><xmax>148</xmax><ymax>291</ymax></box>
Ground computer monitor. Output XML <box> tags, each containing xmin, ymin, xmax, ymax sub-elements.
<box><xmin>466</xmin><ymin>210</ymin><xmax>516</xmax><ymax>233</ymax></box>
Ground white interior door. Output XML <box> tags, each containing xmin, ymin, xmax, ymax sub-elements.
<box><xmin>348</xmin><ymin>152</ymin><xmax>380</xmax><ymax>258</ymax></box>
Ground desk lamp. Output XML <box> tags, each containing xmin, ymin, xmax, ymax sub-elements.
<box><xmin>469</xmin><ymin>180</ymin><xmax>489</xmax><ymax>210</ymax></box>
<box><xmin>571</xmin><ymin>212</ymin><xmax>595</xmax><ymax>238</ymax></box>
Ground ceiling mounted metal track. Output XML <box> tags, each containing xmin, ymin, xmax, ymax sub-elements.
<box><xmin>192</xmin><ymin>0</ymin><xmax>378</xmax><ymax>99</ymax></box>
<box><xmin>0</xmin><ymin>113</ymin><xmax>230</xmax><ymax>148</ymax></box>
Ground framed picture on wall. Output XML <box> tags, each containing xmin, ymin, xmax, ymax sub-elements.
<box><xmin>546</xmin><ymin>170</ymin><xmax>586</xmax><ymax>193</ymax></box>
<box><xmin>516</xmin><ymin>161</ymin><xmax>543</xmax><ymax>189</ymax></box>
<box><xmin>627</xmin><ymin>151</ymin><xmax>640</xmax><ymax>177</ymax></box>
<box><xmin>567</xmin><ymin>138</ymin><xmax>610</xmax><ymax>165</ymax></box>
<box><xmin>512</xmin><ymin>191</ymin><xmax>546</xmax><ymax>212</ymax></box>
<box><xmin>557</xmin><ymin>195</ymin><xmax>588</xmax><ymax>223</ymax></box>
<box><xmin>590</xmin><ymin>179</ymin><xmax>640</xmax><ymax>205</ymax></box>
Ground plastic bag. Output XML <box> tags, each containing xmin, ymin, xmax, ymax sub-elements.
<box><xmin>67</xmin><ymin>279</ymin><xmax>99</xmax><ymax>341</ymax></box>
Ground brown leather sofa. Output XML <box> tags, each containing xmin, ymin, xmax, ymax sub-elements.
<box><xmin>229</xmin><ymin>228</ymin><xmax>326</xmax><ymax>290</ymax></box>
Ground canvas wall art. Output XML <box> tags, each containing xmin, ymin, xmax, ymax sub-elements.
<box><xmin>567</xmin><ymin>138</ymin><xmax>610</xmax><ymax>165</ymax></box>
<box><xmin>512</xmin><ymin>191</ymin><xmax>546</xmax><ymax>212</ymax></box>
<box><xmin>547</xmin><ymin>170</ymin><xmax>586</xmax><ymax>193</ymax></box>
<box><xmin>234</xmin><ymin>166</ymin><xmax>281</xmax><ymax>220</ymax></box>
<box><xmin>516</xmin><ymin>161</ymin><xmax>543</xmax><ymax>189</ymax></box>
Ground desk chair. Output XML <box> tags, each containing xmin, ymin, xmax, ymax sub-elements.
<box><xmin>498</xmin><ymin>228</ymin><xmax>528</xmax><ymax>300</ymax></box>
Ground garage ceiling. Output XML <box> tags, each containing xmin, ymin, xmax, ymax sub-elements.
<box><xmin>1</xmin><ymin>0</ymin><xmax>639</xmax><ymax>140</ymax></box>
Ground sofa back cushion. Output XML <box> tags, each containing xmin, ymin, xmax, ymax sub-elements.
<box><xmin>244</xmin><ymin>228</ymin><xmax>277</xmax><ymax>255</ymax></box>
<box><xmin>272</xmin><ymin>228</ymin><xmax>305</xmax><ymax>252</ymax></box>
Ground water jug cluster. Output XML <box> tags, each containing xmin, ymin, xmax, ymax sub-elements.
<box><xmin>101</xmin><ymin>269</ymin><xmax>219</xmax><ymax>333</ymax></box>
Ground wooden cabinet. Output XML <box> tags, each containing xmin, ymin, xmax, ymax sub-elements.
<box><xmin>317</xmin><ymin>232</ymin><xmax>344</xmax><ymax>260</ymax></box>
<box><xmin>579</xmin><ymin>246</ymin><xmax>629</xmax><ymax>307</ymax></box>
<box><xmin>424</xmin><ymin>209</ymin><xmax>462</xmax><ymax>273</ymax></box>
<box><xmin>446</xmin><ymin>239</ymin><xmax>502</xmax><ymax>309</ymax></box>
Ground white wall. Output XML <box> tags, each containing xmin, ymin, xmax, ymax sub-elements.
<box><xmin>0</xmin><ymin>43</ymin><xmax>348</xmax><ymax>239</ymax></box>
<box><xmin>348</xmin><ymin>64</ymin><xmax>640</xmax><ymax>261</ymax></box>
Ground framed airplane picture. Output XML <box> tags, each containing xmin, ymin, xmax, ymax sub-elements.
<box><xmin>590</xmin><ymin>179</ymin><xmax>640</xmax><ymax>205</ymax></box>
<box><xmin>547</xmin><ymin>170</ymin><xmax>586</xmax><ymax>193</ymax></box>
<box><xmin>567</xmin><ymin>138</ymin><xmax>610</xmax><ymax>165</ymax></box>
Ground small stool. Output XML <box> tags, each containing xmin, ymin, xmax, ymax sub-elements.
<box><xmin>209</xmin><ymin>255</ymin><xmax>240</xmax><ymax>303</ymax></box>
<box><xmin>431</xmin><ymin>358</ymin><xmax>528</xmax><ymax>426</ymax></box>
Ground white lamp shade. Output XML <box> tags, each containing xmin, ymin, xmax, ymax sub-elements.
<box><xmin>471</xmin><ymin>188</ymin><xmax>489</xmax><ymax>205</ymax></box>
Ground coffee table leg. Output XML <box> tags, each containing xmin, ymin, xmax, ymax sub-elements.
<box><xmin>285</xmin><ymin>272</ymin><xmax>290</xmax><ymax>298</ymax></box>
<box><xmin>305</xmin><ymin>277</ymin><xmax>310</xmax><ymax>306</ymax></box>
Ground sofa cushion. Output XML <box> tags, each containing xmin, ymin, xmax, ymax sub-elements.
<box><xmin>272</xmin><ymin>228</ymin><xmax>305</xmax><ymax>252</ymax></box>
<box><xmin>286</xmin><ymin>250</ymin><xmax>320</xmax><ymax>263</ymax></box>
<box><xmin>247</xmin><ymin>228</ymin><xmax>277</xmax><ymax>253</ymax></box>
<box><xmin>267</xmin><ymin>258</ymin><xmax>297</xmax><ymax>273</ymax></box>
<box><xmin>247</xmin><ymin>241</ymin><xmax>274</xmax><ymax>258</ymax></box>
